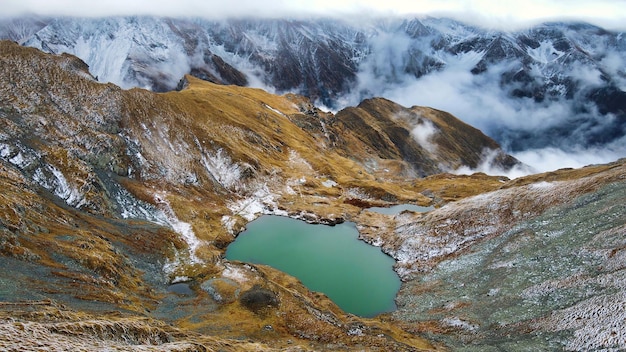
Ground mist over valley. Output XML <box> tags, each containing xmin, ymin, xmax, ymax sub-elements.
<box><xmin>2</xmin><ymin>15</ymin><xmax>624</xmax><ymax>174</ymax></box>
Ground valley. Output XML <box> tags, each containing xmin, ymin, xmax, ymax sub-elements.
<box><xmin>0</xmin><ymin>32</ymin><xmax>624</xmax><ymax>352</ymax></box>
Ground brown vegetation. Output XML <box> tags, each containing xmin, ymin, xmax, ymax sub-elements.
<box><xmin>2</xmin><ymin>39</ymin><xmax>621</xmax><ymax>351</ymax></box>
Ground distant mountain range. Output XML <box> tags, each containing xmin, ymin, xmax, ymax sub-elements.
<box><xmin>1</xmin><ymin>15</ymin><xmax>625</xmax><ymax>166</ymax></box>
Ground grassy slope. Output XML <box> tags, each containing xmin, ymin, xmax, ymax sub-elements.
<box><xmin>2</xmin><ymin>40</ymin><xmax>621</xmax><ymax>351</ymax></box>
<box><xmin>0</xmin><ymin>41</ymin><xmax>445</xmax><ymax>351</ymax></box>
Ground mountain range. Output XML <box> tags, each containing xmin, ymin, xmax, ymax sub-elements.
<box><xmin>0</xmin><ymin>14</ymin><xmax>625</xmax><ymax>351</ymax></box>
<box><xmin>1</xmin><ymin>15</ymin><xmax>625</xmax><ymax>168</ymax></box>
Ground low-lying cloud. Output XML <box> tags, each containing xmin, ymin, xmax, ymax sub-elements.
<box><xmin>393</xmin><ymin>110</ymin><xmax>440</xmax><ymax>154</ymax></box>
<box><xmin>513</xmin><ymin>143</ymin><xmax>626</xmax><ymax>173</ymax></box>
<box><xmin>410</xmin><ymin>119</ymin><xmax>439</xmax><ymax>154</ymax></box>
<box><xmin>453</xmin><ymin>149</ymin><xmax>535</xmax><ymax>179</ymax></box>
<box><xmin>341</xmin><ymin>36</ymin><xmax>626</xmax><ymax>175</ymax></box>
<box><xmin>3</xmin><ymin>0</ymin><xmax>626</xmax><ymax>31</ymax></box>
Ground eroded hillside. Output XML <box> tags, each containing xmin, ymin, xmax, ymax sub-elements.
<box><xmin>1</xmin><ymin>40</ymin><xmax>624</xmax><ymax>351</ymax></box>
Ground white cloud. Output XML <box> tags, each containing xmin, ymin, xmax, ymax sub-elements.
<box><xmin>410</xmin><ymin>119</ymin><xmax>439</xmax><ymax>154</ymax></box>
<box><xmin>452</xmin><ymin>149</ymin><xmax>535</xmax><ymax>179</ymax></box>
<box><xmin>451</xmin><ymin>143</ymin><xmax>625</xmax><ymax>179</ymax></box>
<box><xmin>513</xmin><ymin>145</ymin><xmax>625</xmax><ymax>173</ymax></box>
<box><xmin>3</xmin><ymin>0</ymin><xmax>626</xmax><ymax>30</ymax></box>
<box><xmin>359</xmin><ymin>60</ymin><xmax>570</xmax><ymax>133</ymax></box>
<box><xmin>345</xmin><ymin>40</ymin><xmax>626</xmax><ymax>174</ymax></box>
<box><xmin>600</xmin><ymin>51</ymin><xmax>626</xmax><ymax>91</ymax></box>
<box><xmin>570</xmin><ymin>65</ymin><xmax>604</xmax><ymax>87</ymax></box>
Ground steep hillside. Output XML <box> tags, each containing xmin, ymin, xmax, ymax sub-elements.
<box><xmin>3</xmin><ymin>16</ymin><xmax>625</xmax><ymax>158</ymax></box>
<box><xmin>355</xmin><ymin>160</ymin><xmax>626</xmax><ymax>350</ymax></box>
<box><xmin>333</xmin><ymin>98</ymin><xmax>519</xmax><ymax>176</ymax></box>
<box><xmin>0</xmin><ymin>40</ymin><xmax>520</xmax><ymax>351</ymax></box>
<box><xmin>1</xmin><ymin>40</ymin><xmax>624</xmax><ymax>351</ymax></box>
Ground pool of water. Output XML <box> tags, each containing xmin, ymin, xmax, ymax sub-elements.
<box><xmin>167</xmin><ymin>282</ymin><xmax>194</xmax><ymax>296</ymax></box>
<box><xmin>366</xmin><ymin>204</ymin><xmax>433</xmax><ymax>215</ymax></box>
<box><xmin>225</xmin><ymin>215</ymin><xmax>401</xmax><ymax>317</ymax></box>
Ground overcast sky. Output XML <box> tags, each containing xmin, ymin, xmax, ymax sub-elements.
<box><xmin>3</xmin><ymin>0</ymin><xmax>626</xmax><ymax>30</ymax></box>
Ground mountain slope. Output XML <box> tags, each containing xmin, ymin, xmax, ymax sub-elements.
<box><xmin>1</xmin><ymin>39</ymin><xmax>625</xmax><ymax>351</ymax></box>
<box><xmin>410</xmin><ymin>163</ymin><xmax>626</xmax><ymax>350</ymax></box>
<box><xmin>1</xmin><ymin>39</ymin><xmax>520</xmax><ymax>351</ymax></box>
<box><xmin>3</xmin><ymin>15</ymin><xmax>624</xmax><ymax>160</ymax></box>
<box><xmin>18</xmin><ymin>17</ymin><xmax>247</xmax><ymax>91</ymax></box>
<box><xmin>334</xmin><ymin>98</ymin><xmax>519</xmax><ymax>176</ymax></box>
<box><xmin>355</xmin><ymin>160</ymin><xmax>626</xmax><ymax>350</ymax></box>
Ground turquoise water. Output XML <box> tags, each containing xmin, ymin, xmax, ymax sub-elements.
<box><xmin>225</xmin><ymin>215</ymin><xmax>401</xmax><ymax>317</ymax></box>
<box><xmin>366</xmin><ymin>204</ymin><xmax>434</xmax><ymax>215</ymax></box>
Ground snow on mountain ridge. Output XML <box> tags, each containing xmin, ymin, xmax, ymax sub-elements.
<box><xmin>23</xmin><ymin>17</ymin><xmax>191</xmax><ymax>90</ymax></box>
<box><xmin>4</xmin><ymin>16</ymin><xmax>625</xmax><ymax>170</ymax></box>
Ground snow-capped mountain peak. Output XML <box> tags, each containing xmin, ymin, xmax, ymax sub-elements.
<box><xmin>3</xmin><ymin>15</ymin><xmax>624</xmax><ymax>170</ymax></box>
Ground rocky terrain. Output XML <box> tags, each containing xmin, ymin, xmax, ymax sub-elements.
<box><xmin>356</xmin><ymin>161</ymin><xmax>626</xmax><ymax>350</ymax></box>
<box><xmin>0</xmin><ymin>39</ymin><xmax>624</xmax><ymax>351</ymax></box>
<box><xmin>2</xmin><ymin>15</ymin><xmax>625</xmax><ymax>158</ymax></box>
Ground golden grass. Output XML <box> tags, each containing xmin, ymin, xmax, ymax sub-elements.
<box><xmin>412</xmin><ymin>172</ymin><xmax>508</xmax><ymax>202</ymax></box>
<box><xmin>9</xmin><ymin>40</ymin><xmax>623</xmax><ymax>351</ymax></box>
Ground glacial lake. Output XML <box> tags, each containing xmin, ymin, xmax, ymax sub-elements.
<box><xmin>225</xmin><ymin>215</ymin><xmax>401</xmax><ymax>317</ymax></box>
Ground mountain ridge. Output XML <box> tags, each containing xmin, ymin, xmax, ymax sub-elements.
<box><xmin>1</xmin><ymin>39</ymin><xmax>625</xmax><ymax>351</ymax></box>
<box><xmin>2</xmin><ymin>15</ymin><xmax>624</xmax><ymax>161</ymax></box>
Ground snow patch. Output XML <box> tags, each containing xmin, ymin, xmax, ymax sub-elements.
<box><xmin>442</xmin><ymin>317</ymin><xmax>479</xmax><ymax>332</ymax></box>
<box><xmin>319</xmin><ymin>120</ymin><xmax>331</xmax><ymax>141</ymax></box>
<box><xmin>322</xmin><ymin>179</ymin><xmax>337</xmax><ymax>188</ymax></box>
<box><xmin>222</xmin><ymin>264</ymin><xmax>247</xmax><ymax>283</ymax></box>
<box><xmin>113</xmin><ymin>185</ymin><xmax>165</xmax><ymax>223</ymax></box>
<box><xmin>288</xmin><ymin>149</ymin><xmax>313</xmax><ymax>172</ymax></box>
<box><xmin>370</xmin><ymin>237</ymin><xmax>384</xmax><ymax>247</ymax></box>
<box><xmin>283</xmin><ymin>184</ymin><xmax>297</xmax><ymax>195</ymax></box>
<box><xmin>0</xmin><ymin>144</ymin><xmax>10</xmax><ymax>159</ymax></box>
<box><xmin>221</xmin><ymin>215</ymin><xmax>237</xmax><ymax>235</ymax></box>
<box><xmin>154</xmin><ymin>193</ymin><xmax>203</xmax><ymax>265</ymax></box>
<box><xmin>33</xmin><ymin>164</ymin><xmax>86</xmax><ymax>208</ymax></box>
<box><xmin>2</xmin><ymin>146</ymin><xmax>95</xmax><ymax>210</ymax></box>
<box><xmin>200</xmin><ymin>148</ymin><xmax>245</xmax><ymax>191</ymax></box>
<box><xmin>171</xmin><ymin>276</ymin><xmax>191</xmax><ymax>284</ymax></box>
<box><xmin>346</xmin><ymin>188</ymin><xmax>372</xmax><ymax>200</ymax></box>
<box><xmin>9</xmin><ymin>152</ymin><xmax>26</xmax><ymax>167</ymax></box>
<box><xmin>347</xmin><ymin>327</ymin><xmax>364</xmax><ymax>336</ymax></box>
<box><xmin>527</xmin><ymin>41</ymin><xmax>564</xmax><ymax>64</ymax></box>
<box><xmin>263</xmin><ymin>103</ymin><xmax>286</xmax><ymax>117</ymax></box>
<box><xmin>1</xmin><ymin>143</ymin><xmax>38</xmax><ymax>169</ymax></box>
<box><xmin>227</xmin><ymin>183</ymin><xmax>285</xmax><ymax>222</ymax></box>
<box><xmin>487</xmin><ymin>288</ymin><xmax>500</xmax><ymax>296</ymax></box>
